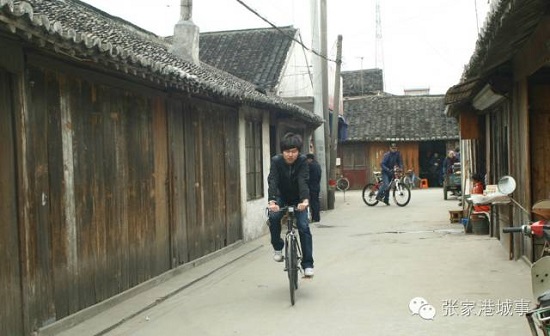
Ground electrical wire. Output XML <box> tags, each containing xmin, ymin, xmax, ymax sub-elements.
<box><xmin>234</xmin><ymin>0</ymin><xmax>337</xmax><ymax>63</ymax></box>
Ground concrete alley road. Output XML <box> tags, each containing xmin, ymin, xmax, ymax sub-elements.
<box><xmin>59</xmin><ymin>188</ymin><xmax>533</xmax><ymax>336</ymax></box>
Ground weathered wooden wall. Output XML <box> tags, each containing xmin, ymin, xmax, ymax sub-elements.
<box><xmin>530</xmin><ymin>84</ymin><xmax>550</xmax><ymax>202</ymax></box>
<box><xmin>0</xmin><ymin>68</ymin><xmax>25</xmax><ymax>336</ymax></box>
<box><xmin>1</xmin><ymin>54</ymin><xmax>242</xmax><ymax>334</ymax></box>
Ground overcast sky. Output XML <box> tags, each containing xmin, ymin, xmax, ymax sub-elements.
<box><xmin>80</xmin><ymin>0</ymin><xmax>490</xmax><ymax>95</ymax></box>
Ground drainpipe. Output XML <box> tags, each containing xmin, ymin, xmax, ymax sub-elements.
<box><xmin>169</xmin><ymin>0</ymin><xmax>200</xmax><ymax>65</ymax></box>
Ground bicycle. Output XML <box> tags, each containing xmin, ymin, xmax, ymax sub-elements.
<box><xmin>271</xmin><ymin>205</ymin><xmax>303</xmax><ymax>305</ymax></box>
<box><xmin>402</xmin><ymin>169</ymin><xmax>417</xmax><ymax>189</ymax></box>
<box><xmin>362</xmin><ymin>168</ymin><xmax>411</xmax><ymax>206</ymax></box>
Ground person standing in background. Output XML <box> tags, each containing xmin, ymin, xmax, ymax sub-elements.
<box><xmin>428</xmin><ymin>152</ymin><xmax>442</xmax><ymax>187</ymax></box>
<box><xmin>306</xmin><ymin>153</ymin><xmax>322</xmax><ymax>222</ymax></box>
<box><xmin>377</xmin><ymin>143</ymin><xmax>403</xmax><ymax>205</ymax></box>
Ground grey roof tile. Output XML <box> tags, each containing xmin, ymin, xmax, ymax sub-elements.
<box><xmin>342</xmin><ymin>69</ymin><xmax>384</xmax><ymax>96</ymax></box>
<box><xmin>0</xmin><ymin>0</ymin><xmax>322</xmax><ymax>125</ymax></box>
<box><xmin>199</xmin><ymin>26</ymin><xmax>297</xmax><ymax>92</ymax></box>
<box><xmin>344</xmin><ymin>95</ymin><xmax>459</xmax><ymax>142</ymax></box>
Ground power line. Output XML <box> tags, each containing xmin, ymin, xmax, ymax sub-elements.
<box><xmin>234</xmin><ymin>0</ymin><xmax>337</xmax><ymax>63</ymax></box>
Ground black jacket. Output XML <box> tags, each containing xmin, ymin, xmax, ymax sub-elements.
<box><xmin>308</xmin><ymin>160</ymin><xmax>322</xmax><ymax>193</ymax></box>
<box><xmin>268</xmin><ymin>154</ymin><xmax>310</xmax><ymax>205</ymax></box>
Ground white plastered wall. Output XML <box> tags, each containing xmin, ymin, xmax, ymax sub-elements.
<box><xmin>239</xmin><ymin>107</ymin><xmax>272</xmax><ymax>242</ymax></box>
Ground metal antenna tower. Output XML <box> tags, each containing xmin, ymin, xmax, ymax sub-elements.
<box><xmin>375</xmin><ymin>0</ymin><xmax>384</xmax><ymax>70</ymax></box>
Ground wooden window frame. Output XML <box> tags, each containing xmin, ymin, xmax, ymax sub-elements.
<box><xmin>245</xmin><ymin>118</ymin><xmax>263</xmax><ymax>200</ymax></box>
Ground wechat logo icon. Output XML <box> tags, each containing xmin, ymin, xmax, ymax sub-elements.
<box><xmin>409</xmin><ymin>297</ymin><xmax>436</xmax><ymax>320</ymax></box>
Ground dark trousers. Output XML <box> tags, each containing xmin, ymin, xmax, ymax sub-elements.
<box><xmin>378</xmin><ymin>172</ymin><xmax>392</xmax><ymax>202</ymax></box>
<box><xmin>309</xmin><ymin>191</ymin><xmax>320</xmax><ymax>222</ymax></box>
<box><xmin>268</xmin><ymin>207</ymin><xmax>314</xmax><ymax>269</ymax></box>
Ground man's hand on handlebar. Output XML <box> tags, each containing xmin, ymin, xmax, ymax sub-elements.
<box><xmin>267</xmin><ymin>199</ymin><xmax>309</xmax><ymax>212</ymax></box>
<box><xmin>268</xmin><ymin>201</ymin><xmax>280</xmax><ymax>212</ymax></box>
<box><xmin>297</xmin><ymin>199</ymin><xmax>309</xmax><ymax>212</ymax></box>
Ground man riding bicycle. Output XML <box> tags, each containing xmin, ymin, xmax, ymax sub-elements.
<box><xmin>376</xmin><ymin>142</ymin><xmax>403</xmax><ymax>206</ymax></box>
<box><xmin>267</xmin><ymin>133</ymin><xmax>314</xmax><ymax>278</ymax></box>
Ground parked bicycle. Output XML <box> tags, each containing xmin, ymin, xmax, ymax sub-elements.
<box><xmin>402</xmin><ymin>169</ymin><xmax>418</xmax><ymax>189</ymax></box>
<box><xmin>362</xmin><ymin>168</ymin><xmax>411</xmax><ymax>206</ymax></box>
<box><xmin>269</xmin><ymin>205</ymin><xmax>303</xmax><ymax>305</ymax></box>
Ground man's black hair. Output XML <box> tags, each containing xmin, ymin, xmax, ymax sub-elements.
<box><xmin>280</xmin><ymin>133</ymin><xmax>303</xmax><ymax>152</ymax></box>
<box><xmin>306</xmin><ymin>153</ymin><xmax>315</xmax><ymax>160</ymax></box>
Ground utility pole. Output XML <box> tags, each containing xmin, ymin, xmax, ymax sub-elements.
<box><xmin>310</xmin><ymin>0</ymin><xmax>329</xmax><ymax>211</ymax></box>
<box><xmin>327</xmin><ymin>35</ymin><xmax>343</xmax><ymax>210</ymax></box>
<box><xmin>320</xmin><ymin>0</ymin><xmax>330</xmax><ymax>175</ymax></box>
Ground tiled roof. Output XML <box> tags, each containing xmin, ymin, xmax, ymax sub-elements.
<box><xmin>199</xmin><ymin>26</ymin><xmax>297</xmax><ymax>93</ymax></box>
<box><xmin>0</xmin><ymin>0</ymin><xmax>322</xmax><ymax>125</ymax></box>
<box><xmin>462</xmin><ymin>0</ymin><xmax>547</xmax><ymax>80</ymax></box>
<box><xmin>342</xmin><ymin>69</ymin><xmax>384</xmax><ymax>97</ymax></box>
<box><xmin>343</xmin><ymin>95</ymin><xmax>459</xmax><ymax>142</ymax></box>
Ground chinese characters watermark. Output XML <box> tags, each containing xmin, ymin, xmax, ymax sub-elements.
<box><xmin>441</xmin><ymin>298</ymin><xmax>531</xmax><ymax>317</ymax></box>
<box><xmin>409</xmin><ymin>297</ymin><xmax>532</xmax><ymax>321</ymax></box>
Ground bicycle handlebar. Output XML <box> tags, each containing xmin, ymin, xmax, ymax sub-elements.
<box><xmin>277</xmin><ymin>205</ymin><xmax>296</xmax><ymax>213</ymax></box>
<box><xmin>267</xmin><ymin>205</ymin><xmax>305</xmax><ymax>214</ymax></box>
<box><xmin>501</xmin><ymin>221</ymin><xmax>550</xmax><ymax>238</ymax></box>
<box><xmin>502</xmin><ymin>227</ymin><xmax>523</xmax><ymax>233</ymax></box>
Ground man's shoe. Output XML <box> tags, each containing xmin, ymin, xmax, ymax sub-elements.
<box><xmin>304</xmin><ymin>268</ymin><xmax>314</xmax><ymax>277</ymax></box>
<box><xmin>383</xmin><ymin>200</ymin><xmax>390</xmax><ymax>206</ymax></box>
<box><xmin>273</xmin><ymin>250</ymin><xmax>284</xmax><ymax>262</ymax></box>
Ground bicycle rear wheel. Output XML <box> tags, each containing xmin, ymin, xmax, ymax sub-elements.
<box><xmin>362</xmin><ymin>183</ymin><xmax>379</xmax><ymax>206</ymax></box>
<box><xmin>286</xmin><ymin>235</ymin><xmax>298</xmax><ymax>305</ymax></box>
<box><xmin>392</xmin><ymin>182</ymin><xmax>411</xmax><ymax>206</ymax></box>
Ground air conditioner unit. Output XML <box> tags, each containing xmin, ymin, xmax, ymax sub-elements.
<box><xmin>472</xmin><ymin>84</ymin><xmax>505</xmax><ymax>110</ymax></box>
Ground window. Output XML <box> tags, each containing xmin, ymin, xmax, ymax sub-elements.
<box><xmin>246</xmin><ymin>118</ymin><xmax>263</xmax><ymax>200</ymax></box>
<box><xmin>342</xmin><ymin>144</ymin><xmax>366</xmax><ymax>169</ymax></box>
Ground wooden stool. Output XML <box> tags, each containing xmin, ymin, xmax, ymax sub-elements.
<box><xmin>420</xmin><ymin>179</ymin><xmax>429</xmax><ymax>189</ymax></box>
<box><xmin>449</xmin><ymin>210</ymin><xmax>462</xmax><ymax>223</ymax></box>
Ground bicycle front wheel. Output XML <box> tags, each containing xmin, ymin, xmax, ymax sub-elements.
<box><xmin>392</xmin><ymin>182</ymin><xmax>411</xmax><ymax>206</ymax></box>
<box><xmin>286</xmin><ymin>235</ymin><xmax>298</xmax><ymax>305</ymax></box>
<box><xmin>362</xmin><ymin>183</ymin><xmax>379</xmax><ymax>206</ymax></box>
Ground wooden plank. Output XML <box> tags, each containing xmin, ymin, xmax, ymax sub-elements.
<box><xmin>59</xmin><ymin>75</ymin><xmax>79</xmax><ymax>315</ymax></box>
<box><xmin>167</xmin><ymin>99</ymin><xmax>189</xmax><ymax>266</ymax></box>
<box><xmin>199</xmin><ymin>109</ymin><xmax>214</xmax><ymax>255</ymax></box>
<box><xmin>185</xmin><ymin>104</ymin><xmax>203</xmax><ymax>261</ymax></box>
<box><xmin>72</xmin><ymin>75</ymin><xmax>95</xmax><ymax>310</ymax></box>
<box><xmin>210</xmin><ymin>108</ymin><xmax>225</xmax><ymax>250</ymax></box>
<box><xmin>101</xmin><ymin>84</ymin><xmax>130</xmax><ymax>295</ymax></box>
<box><xmin>88</xmin><ymin>78</ymin><xmax>108</xmax><ymax>303</ymax></box>
<box><xmin>22</xmin><ymin>66</ymin><xmax>56</xmax><ymax>330</ymax></box>
<box><xmin>529</xmin><ymin>84</ymin><xmax>550</xmax><ymax>202</ymax></box>
<box><xmin>224</xmin><ymin>109</ymin><xmax>242</xmax><ymax>243</ymax></box>
<box><xmin>125</xmin><ymin>93</ymin><xmax>152</xmax><ymax>286</ymax></box>
<box><xmin>460</xmin><ymin>109</ymin><xmax>480</xmax><ymax>140</ymax></box>
<box><xmin>152</xmin><ymin>96</ymin><xmax>170</xmax><ymax>275</ymax></box>
<box><xmin>48</xmin><ymin>73</ymin><xmax>71</xmax><ymax>318</ymax></box>
<box><xmin>0</xmin><ymin>68</ymin><xmax>24</xmax><ymax>336</ymax></box>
